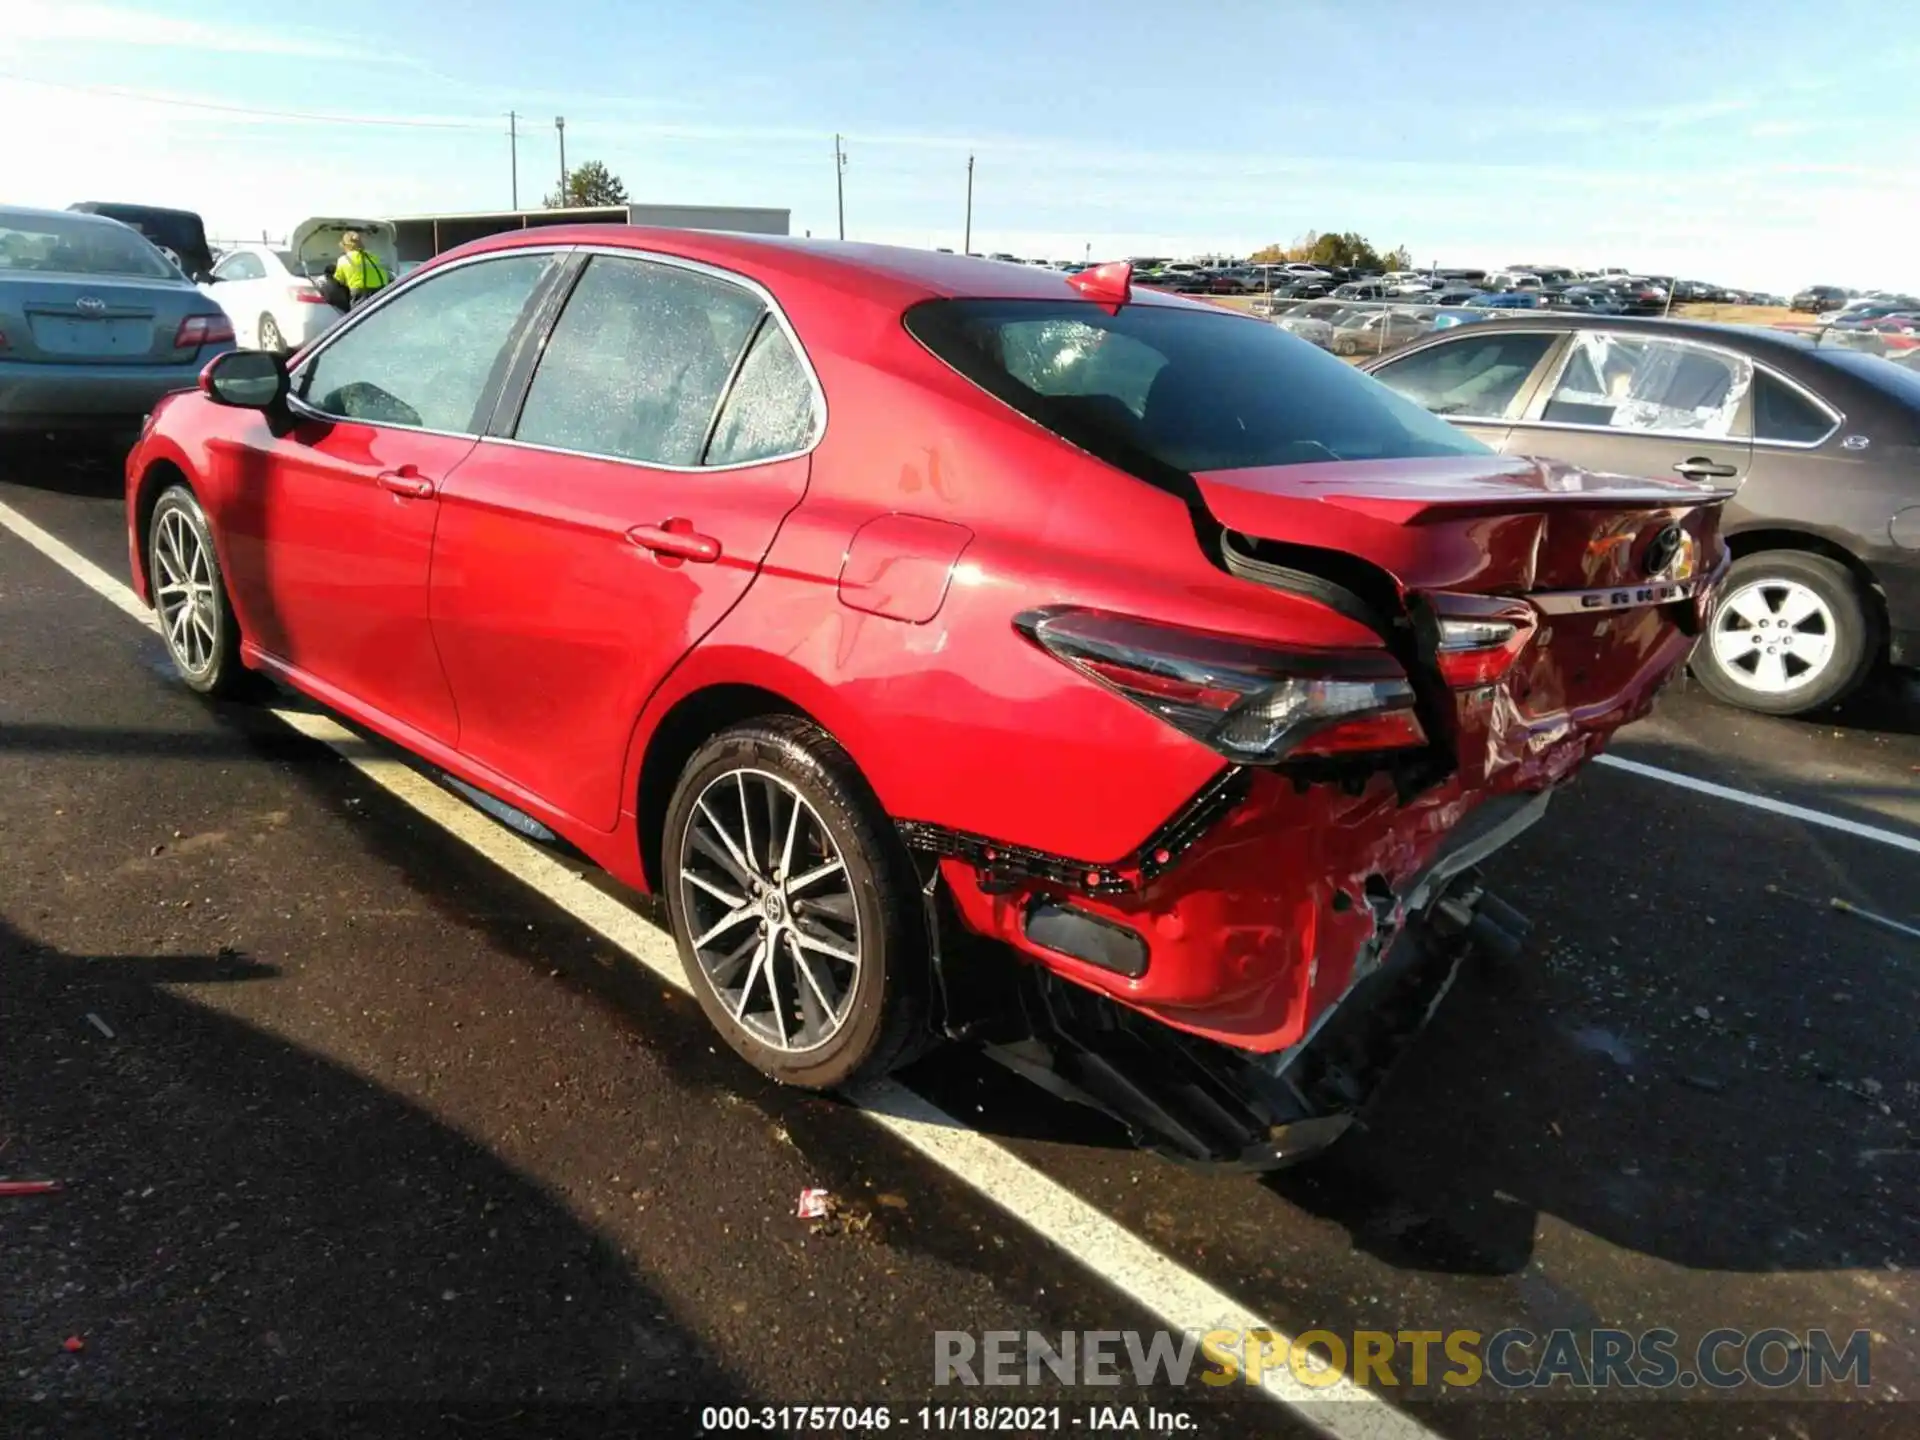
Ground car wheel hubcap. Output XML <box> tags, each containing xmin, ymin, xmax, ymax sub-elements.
<box><xmin>679</xmin><ymin>768</ymin><xmax>861</xmax><ymax>1053</ymax></box>
<box><xmin>153</xmin><ymin>510</ymin><xmax>219</xmax><ymax>677</ymax></box>
<box><xmin>1709</xmin><ymin>578</ymin><xmax>1837</xmax><ymax>694</ymax></box>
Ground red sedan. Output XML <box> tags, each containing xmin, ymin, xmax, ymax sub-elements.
<box><xmin>126</xmin><ymin>230</ymin><xmax>1729</xmax><ymax>1166</ymax></box>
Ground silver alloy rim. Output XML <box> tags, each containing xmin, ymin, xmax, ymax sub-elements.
<box><xmin>261</xmin><ymin>315</ymin><xmax>283</xmax><ymax>350</ymax></box>
<box><xmin>153</xmin><ymin>508</ymin><xmax>219</xmax><ymax>678</ymax></box>
<box><xmin>1709</xmin><ymin>577</ymin><xmax>1837</xmax><ymax>695</ymax></box>
<box><xmin>678</xmin><ymin>767</ymin><xmax>862</xmax><ymax>1053</ymax></box>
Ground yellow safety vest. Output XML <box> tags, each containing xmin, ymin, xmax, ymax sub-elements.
<box><xmin>334</xmin><ymin>249</ymin><xmax>389</xmax><ymax>294</ymax></box>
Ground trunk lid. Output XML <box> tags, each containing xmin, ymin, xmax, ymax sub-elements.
<box><xmin>290</xmin><ymin>217</ymin><xmax>397</xmax><ymax>276</ymax></box>
<box><xmin>0</xmin><ymin>274</ymin><xmax>213</xmax><ymax>365</ymax></box>
<box><xmin>1196</xmin><ymin>453</ymin><xmax>1729</xmax><ymax>599</ymax></box>
<box><xmin>1196</xmin><ymin>453</ymin><xmax>1733</xmax><ymax>786</ymax></box>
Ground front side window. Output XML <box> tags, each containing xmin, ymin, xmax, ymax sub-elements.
<box><xmin>296</xmin><ymin>254</ymin><xmax>551</xmax><ymax>432</ymax></box>
<box><xmin>907</xmin><ymin>298</ymin><xmax>1490</xmax><ymax>477</ymax></box>
<box><xmin>515</xmin><ymin>256</ymin><xmax>765</xmax><ymax>466</ymax></box>
<box><xmin>1540</xmin><ymin>333</ymin><xmax>1751</xmax><ymax>436</ymax></box>
<box><xmin>1372</xmin><ymin>331</ymin><xmax>1557</xmax><ymax>418</ymax></box>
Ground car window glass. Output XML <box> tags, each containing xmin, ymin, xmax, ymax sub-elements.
<box><xmin>1541</xmin><ymin>333</ymin><xmax>1751</xmax><ymax>435</ymax></box>
<box><xmin>1372</xmin><ymin>332</ymin><xmax>1556</xmax><ymax>417</ymax></box>
<box><xmin>516</xmin><ymin>256</ymin><xmax>764</xmax><ymax>466</ymax></box>
<box><xmin>215</xmin><ymin>253</ymin><xmax>265</xmax><ymax>282</ymax></box>
<box><xmin>704</xmin><ymin>320</ymin><xmax>818</xmax><ymax>465</ymax></box>
<box><xmin>296</xmin><ymin>254</ymin><xmax>549</xmax><ymax>431</ymax></box>
<box><xmin>1752</xmin><ymin>372</ymin><xmax>1834</xmax><ymax>444</ymax></box>
<box><xmin>908</xmin><ymin>299</ymin><xmax>1490</xmax><ymax>474</ymax></box>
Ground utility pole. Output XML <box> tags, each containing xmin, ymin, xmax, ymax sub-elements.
<box><xmin>834</xmin><ymin>133</ymin><xmax>847</xmax><ymax>240</ymax></box>
<box><xmin>555</xmin><ymin>116</ymin><xmax>567</xmax><ymax>208</ymax></box>
<box><xmin>508</xmin><ymin>111</ymin><xmax>519</xmax><ymax>208</ymax></box>
<box><xmin>963</xmin><ymin>154</ymin><xmax>974</xmax><ymax>256</ymax></box>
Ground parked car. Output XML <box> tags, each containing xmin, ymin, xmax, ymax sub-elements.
<box><xmin>1467</xmin><ymin>292</ymin><xmax>1545</xmax><ymax>310</ymax></box>
<box><xmin>1792</xmin><ymin>285</ymin><xmax>1850</xmax><ymax>313</ymax></box>
<box><xmin>1366</xmin><ymin>314</ymin><xmax>1920</xmax><ymax>714</ymax></box>
<box><xmin>121</xmin><ymin>238</ymin><xmax>1728</xmax><ymax>1168</ymax></box>
<box><xmin>1274</xmin><ymin>300</ymin><xmax>1365</xmax><ymax>346</ymax></box>
<box><xmin>1331</xmin><ymin>281</ymin><xmax>1390</xmax><ymax>301</ymax></box>
<box><xmin>0</xmin><ymin>204</ymin><xmax>235</xmax><ymax>440</ymax></box>
<box><xmin>68</xmin><ymin>201</ymin><xmax>216</xmax><ymax>282</ymax></box>
<box><xmin>1545</xmin><ymin>286</ymin><xmax>1625</xmax><ymax>313</ymax></box>
<box><xmin>201</xmin><ymin>218</ymin><xmax>398</xmax><ymax>353</ymax></box>
<box><xmin>1329</xmin><ymin>307</ymin><xmax>1433</xmax><ymax>355</ymax></box>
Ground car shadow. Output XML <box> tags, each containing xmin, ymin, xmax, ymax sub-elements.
<box><xmin>0</xmin><ymin>911</ymin><xmax>754</xmax><ymax>1416</ymax></box>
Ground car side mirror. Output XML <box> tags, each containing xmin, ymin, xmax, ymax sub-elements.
<box><xmin>200</xmin><ymin>349</ymin><xmax>288</xmax><ymax>410</ymax></box>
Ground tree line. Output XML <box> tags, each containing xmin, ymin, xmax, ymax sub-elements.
<box><xmin>1249</xmin><ymin>231</ymin><xmax>1415</xmax><ymax>272</ymax></box>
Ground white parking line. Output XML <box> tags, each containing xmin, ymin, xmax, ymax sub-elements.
<box><xmin>0</xmin><ymin>498</ymin><xmax>1430</xmax><ymax>1439</ymax></box>
<box><xmin>1597</xmin><ymin>754</ymin><xmax>1920</xmax><ymax>856</ymax></box>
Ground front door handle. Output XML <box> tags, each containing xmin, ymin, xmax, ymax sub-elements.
<box><xmin>1673</xmin><ymin>457</ymin><xmax>1738</xmax><ymax>480</ymax></box>
<box><xmin>376</xmin><ymin>466</ymin><xmax>436</xmax><ymax>499</ymax></box>
<box><xmin>627</xmin><ymin>519</ymin><xmax>721</xmax><ymax>564</ymax></box>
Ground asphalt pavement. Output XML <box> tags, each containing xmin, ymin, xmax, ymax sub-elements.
<box><xmin>1</xmin><ymin>448</ymin><xmax>1915</xmax><ymax>1440</ymax></box>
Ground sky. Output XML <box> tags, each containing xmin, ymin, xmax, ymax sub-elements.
<box><xmin>2</xmin><ymin>0</ymin><xmax>1914</xmax><ymax>294</ymax></box>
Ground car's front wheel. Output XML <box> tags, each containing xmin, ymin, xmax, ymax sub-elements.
<box><xmin>1693</xmin><ymin>550</ymin><xmax>1878</xmax><ymax>715</ymax></box>
<box><xmin>662</xmin><ymin>716</ymin><xmax>931</xmax><ymax>1089</ymax></box>
<box><xmin>148</xmin><ymin>485</ymin><xmax>248</xmax><ymax>697</ymax></box>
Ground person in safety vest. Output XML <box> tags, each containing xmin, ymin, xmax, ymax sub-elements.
<box><xmin>333</xmin><ymin>231</ymin><xmax>390</xmax><ymax>307</ymax></box>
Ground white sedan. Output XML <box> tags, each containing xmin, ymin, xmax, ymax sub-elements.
<box><xmin>200</xmin><ymin>217</ymin><xmax>395</xmax><ymax>353</ymax></box>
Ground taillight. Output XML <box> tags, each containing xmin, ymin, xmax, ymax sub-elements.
<box><xmin>174</xmin><ymin>314</ymin><xmax>235</xmax><ymax>349</ymax></box>
<box><xmin>1426</xmin><ymin>597</ymin><xmax>1536</xmax><ymax>688</ymax></box>
<box><xmin>289</xmin><ymin>285</ymin><xmax>328</xmax><ymax>304</ymax></box>
<box><xmin>1017</xmin><ymin>608</ymin><xmax>1425</xmax><ymax>763</ymax></box>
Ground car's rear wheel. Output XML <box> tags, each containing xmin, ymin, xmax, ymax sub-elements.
<box><xmin>662</xmin><ymin>716</ymin><xmax>931</xmax><ymax>1089</ymax></box>
<box><xmin>1693</xmin><ymin>550</ymin><xmax>1877</xmax><ymax>715</ymax></box>
<box><xmin>258</xmin><ymin>313</ymin><xmax>287</xmax><ymax>353</ymax></box>
<box><xmin>149</xmin><ymin>486</ymin><xmax>247</xmax><ymax>697</ymax></box>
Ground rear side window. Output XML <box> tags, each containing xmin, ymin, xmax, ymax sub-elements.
<box><xmin>905</xmin><ymin>299</ymin><xmax>1489</xmax><ymax>478</ymax></box>
<box><xmin>1372</xmin><ymin>331</ymin><xmax>1556</xmax><ymax>418</ymax></box>
<box><xmin>515</xmin><ymin>256</ymin><xmax>764</xmax><ymax>466</ymax></box>
<box><xmin>1541</xmin><ymin>333</ymin><xmax>1751</xmax><ymax>436</ymax></box>
<box><xmin>704</xmin><ymin>320</ymin><xmax>818</xmax><ymax>465</ymax></box>
<box><xmin>1752</xmin><ymin>372</ymin><xmax>1835</xmax><ymax>444</ymax></box>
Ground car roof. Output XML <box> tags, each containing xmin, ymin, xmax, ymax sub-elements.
<box><xmin>3</xmin><ymin>203</ymin><xmax>139</xmax><ymax>229</ymax></box>
<box><xmin>72</xmin><ymin>201</ymin><xmax>204</xmax><ymax>221</ymax></box>
<box><xmin>443</xmin><ymin>225</ymin><xmax>1225</xmax><ymax>311</ymax></box>
<box><xmin>1418</xmin><ymin>309</ymin><xmax>1826</xmax><ymax>358</ymax></box>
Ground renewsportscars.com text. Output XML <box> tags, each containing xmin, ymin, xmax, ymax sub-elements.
<box><xmin>933</xmin><ymin>1327</ymin><xmax>1873</xmax><ymax>1392</ymax></box>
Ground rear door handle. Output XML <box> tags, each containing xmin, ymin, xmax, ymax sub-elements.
<box><xmin>376</xmin><ymin>466</ymin><xmax>436</xmax><ymax>499</ymax></box>
<box><xmin>626</xmin><ymin>519</ymin><xmax>721</xmax><ymax>564</ymax></box>
<box><xmin>1673</xmin><ymin>457</ymin><xmax>1738</xmax><ymax>480</ymax></box>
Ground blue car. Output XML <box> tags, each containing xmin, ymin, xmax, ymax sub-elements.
<box><xmin>1465</xmin><ymin>291</ymin><xmax>1544</xmax><ymax>310</ymax></box>
<box><xmin>0</xmin><ymin>205</ymin><xmax>235</xmax><ymax>441</ymax></box>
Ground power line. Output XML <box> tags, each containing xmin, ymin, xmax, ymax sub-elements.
<box><xmin>0</xmin><ymin>72</ymin><xmax>494</xmax><ymax>130</ymax></box>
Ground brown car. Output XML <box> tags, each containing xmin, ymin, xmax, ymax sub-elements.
<box><xmin>1366</xmin><ymin>314</ymin><xmax>1920</xmax><ymax>715</ymax></box>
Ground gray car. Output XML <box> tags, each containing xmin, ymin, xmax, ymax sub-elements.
<box><xmin>0</xmin><ymin>205</ymin><xmax>235</xmax><ymax>440</ymax></box>
<box><xmin>1365</xmin><ymin>314</ymin><xmax>1920</xmax><ymax>716</ymax></box>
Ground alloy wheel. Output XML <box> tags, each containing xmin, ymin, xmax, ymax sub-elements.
<box><xmin>677</xmin><ymin>767</ymin><xmax>862</xmax><ymax>1053</ymax></box>
<box><xmin>153</xmin><ymin>508</ymin><xmax>220</xmax><ymax>678</ymax></box>
<box><xmin>1708</xmin><ymin>577</ymin><xmax>1837</xmax><ymax>695</ymax></box>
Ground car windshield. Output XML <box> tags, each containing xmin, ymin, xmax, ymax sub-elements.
<box><xmin>905</xmin><ymin>298</ymin><xmax>1491</xmax><ymax>476</ymax></box>
<box><xmin>0</xmin><ymin>213</ymin><xmax>177</xmax><ymax>278</ymax></box>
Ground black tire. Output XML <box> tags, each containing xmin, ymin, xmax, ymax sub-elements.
<box><xmin>1691</xmin><ymin>550</ymin><xmax>1878</xmax><ymax>715</ymax></box>
<box><xmin>148</xmin><ymin>485</ymin><xmax>248</xmax><ymax>698</ymax></box>
<box><xmin>258</xmin><ymin>313</ymin><xmax>287</xmax><ymax>353</ymax></box>
<box><xmin>662</xmin><ymin>716</ymin><xmax>932</xmax><ymax>1089</ymax></box>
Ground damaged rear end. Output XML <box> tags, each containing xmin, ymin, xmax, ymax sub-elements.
<box><xmin>908</xmin><ymin>294</ymin><xmax>1730</xmax><ymax>1168</ymax></box>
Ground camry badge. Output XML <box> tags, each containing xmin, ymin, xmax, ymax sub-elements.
<box><xmin>75</xmin><ymin>296</ymin><xmax>108</xmax><ymax>314</ymax></box>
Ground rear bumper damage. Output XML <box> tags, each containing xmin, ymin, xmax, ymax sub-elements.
<box><xmin>917</xmin><ymin>786</ymin><xmax>1553</xmax><ymax>1169</ymax></box>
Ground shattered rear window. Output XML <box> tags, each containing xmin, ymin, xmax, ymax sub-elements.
<box><xmin>905</xmin><ymin>298</ymin><xmax>1489</xmax><ymax>480</ymax></box>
